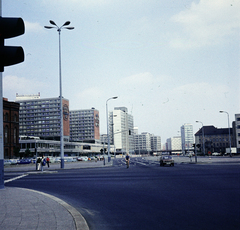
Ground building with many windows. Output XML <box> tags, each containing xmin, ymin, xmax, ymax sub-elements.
<box><xmin>134</xmin><ymin>132</ymin><xmax>152</xmax><ymax>154</ymax></box>
<box><xmin>151</xmin><ymin>135</ymin><xmax>161</xmax><ymax>153</ymax></box>
<box><xmin>18</xmin><ymin>96</ymin><xmax>70</xmax><ymax>142</ymax></box>
<box><xmin>69</xmin><ymin>108</ymin><xmax>100</xmax><ymax>143</ymax></box>
<box><xmin>109</xmin><ymin>107</ymin><xmax>134</xmax><ymax>154</ymax></box>
<box><xmin>195</xmin><ymin>126</ymin><xmax>233</xmax><ymax>155</ymax></box>
<box><xmin>166</xmin><ymin>136</ymin><xmax>182</xmax><ymax>154</ymax></box>
<box><xmin>3</xmin><ymin>98</ymin><xmax>20</xmax><ymax>158</ymax></box>
<box><xmin>181</xmin><ymin>123</ymin><xmax>194</xmax><ymax>153</ymax></box>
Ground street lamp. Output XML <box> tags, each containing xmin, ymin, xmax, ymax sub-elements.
<box><xmin>45</xmin><ymin>20</ymin><xmax>74</xmax><ymax>169</ymax></box>
<box><xmin>219</xmin><ymin>111</ymin><xmax>232</xmax><ymax>157</ymax></box>
<box><xmin>196</xmin><ymin>121</ymin><xmax>205</xmax><ymax>156</ymax></box>
<box><xmin>106</xmin><ymin>96</ymin><xmax>118</xmax><ymax>162</ymax></box>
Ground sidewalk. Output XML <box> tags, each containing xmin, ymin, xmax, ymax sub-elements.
<box><xmin>2</xmin><ymin>160</ymin><xmax>111</xmax><ymax>230</ymax></box>
<box><xmin>0</xmin><ymin>187</ymin><xmax>89</xmax><ymax>230</ymax></box>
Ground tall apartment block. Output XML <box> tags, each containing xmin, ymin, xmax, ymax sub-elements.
<box><xmin>134</xmin><ymin>132</ymin><xmax>152</xmax><ymax>154</ymax></box>
<box><xmin>109</xmin><ymin>107</ymin><xmax>134</xmax><ymax>154</ymax></box>
<box><xmin>17</xmin><ymin>96</ymin><xmax>70</xmax><ymax>141</ymax></box>
<box><xmin>181</xmin><ymin>123</ymin><xmax>194</xmax><ymax>152</ymax></box>
<box><xmin>166</xmin><ymin>136</ymin><xmax>182</xmax><ymax>154</ymax></box>
<box><xmin>151</xmin><ymin>135</ymin><xmax>161</xmax><ymax>152</ymax></box>
<box><xmin>69</xmin><ymin>109</ymin><xmax>100</xmax><ymax>143</ymax></box>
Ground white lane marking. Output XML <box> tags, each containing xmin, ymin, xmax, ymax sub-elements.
<box><xmin>4</xmin><ymin>174</ymin><xmax>28</xmax><ymax>184</ymax></box>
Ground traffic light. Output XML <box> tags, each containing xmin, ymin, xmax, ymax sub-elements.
<box><xmin>0</xmin><ymin>17</ymin><xmax>25</xmax><ymax>72</ymax></box>
<box><xmin>192</xmin><ymin>144</ymin><xmax>195</xmax><ymax>148</ymax></box>
<box><xmin>196</xmin><ymin>144</ymin><xmax>201</xmax><ymax>148</ymax></box>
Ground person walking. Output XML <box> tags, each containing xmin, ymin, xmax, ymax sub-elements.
<box><xmin>46</xmin><ymin>157</ymin><xmax>50</xmax><ymax>168</ymax></box>
<box><xmin>37</xmin><ymin>157</ymin><xmax>41</xmax><ymax>171</ymax></box>
<box><xmin>125</xmin><ymin>153</ymin><xmax>130</xmax><ymax>168</ymax></box>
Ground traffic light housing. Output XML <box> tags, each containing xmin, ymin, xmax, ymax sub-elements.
<box><xmin>0</xmin><ymin>17</ymin><xmax>25</xmax><ymax>72</ymax></box>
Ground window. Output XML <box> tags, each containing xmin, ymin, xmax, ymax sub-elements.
<box><xmin>4</xmin><ymin>126</ymin><xmax>8</xmax><ymax>143</ymax></box>
<box><xmin>4</xmin><ymin>113</ymin><xmax>8</xmax><ymax>122</ymax></box>
<box><xmin>14</xmin><ymin>127</ymin><xmax>17</xmax><ymax>143</ymax></box>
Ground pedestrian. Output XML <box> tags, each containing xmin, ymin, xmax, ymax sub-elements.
<box><xmin>37</xmin><ymin>157</ymin><xmax>41</xmax><ymax>170</ymax></box>
<box><xmin>125</xmin><ymin>153</ymin><xmax>130</xmax><ymax>168</ymax></box>
<box><xmin>41</xmin><ymin>156</ymin><xmax>46</xmax><ymax>171</ymax></box>
<box><xmin>46</xmin><ymin>156</ymin><xmax>50</xmax><ymax>168</ymax></box>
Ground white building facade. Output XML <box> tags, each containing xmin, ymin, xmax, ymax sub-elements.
<box><xmin>181</xmin><ymin>123</ymin><xmax>194</xmax><ymax>153</ymax></box>
<box><xmin>109</xmin><ymin>107</ymin><xmax>134</xmax><ymax>154</ymax></box>
<box><xmin>166</xmin><ymin>136</ymin><xmax>182</xmax><ymax>154</ymax></box>
<box><xmin>134</xmin><ymin>132</ymin><xmax>152</xmax><ymax>154</ymax></box>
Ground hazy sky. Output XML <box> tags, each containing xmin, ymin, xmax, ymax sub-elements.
<box><xmin>2</xmin><ymin>0</ymin><xmax>240</xmax><ymax>142</ymax></box>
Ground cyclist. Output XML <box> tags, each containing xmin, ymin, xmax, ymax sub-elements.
<box><xmin>125</xmin><ymin>153</ymin><xmax>130</xmax><ymax>168</ymax></box>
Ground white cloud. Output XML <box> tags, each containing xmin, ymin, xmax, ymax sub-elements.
<box><xmin>25</xmin><ymin>21</ymin><xmax>44</xmax><ymax>33</ymax></box>
<box><xmin>120</xmin><ymin>72</ymin><xmax>154</xmax><ymax>86</ymax></box>
<box><xmin>3</xmin><ymin>75</ymin><xmax>47</xmax><ymax>100</ymax></box>
<box><xmin>170</xmin><ymin>0</ymin><xmax>240</xmax><ymax>49</ymax></box>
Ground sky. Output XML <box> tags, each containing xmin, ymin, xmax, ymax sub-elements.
<box><xmin>2</xmin><ymin>0</ymin><xmax>240</xmax><ymax>143</ymax></box>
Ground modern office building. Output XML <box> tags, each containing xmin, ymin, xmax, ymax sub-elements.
<box><xmin>166</xmin><ymin>136</ymin><xmax>182</xmax><ymax>154</ymax></box>
<box><xmin>18</xmin><ymin>96</ymin><xmax>70</xmax><ymax>142</ymax></box>
<box><xmin>195</xmin><ymin>125</ymin><xmax>233</xmax><ymax>155</ymax></box>
<box><xmin>3</xmin><ymin>98</ymin><xmax>20</xmax><ymax>158</ymax></box>
<box><xmin>69</xmin><ymin>108</ymin><xmax>100</xmax><ymax>143</ymax></box>
<box><xmin>134</xmin><ymin>132</ymin><xmax>152</xmax><ymax>154</ymax></box>
<box><xmin>109</xmin><ymin>107</ymin><xmax>134</xmax><ymax>154</ymax></box>
<box><xmin>181</xmin><ymin>123</ymin><xmax>194</xmax><ymax>153</ymax></box>
<box><xmin>151</xmin><ymin>135</ymin><xmax>161</xmax><ymax>153</ymax></box>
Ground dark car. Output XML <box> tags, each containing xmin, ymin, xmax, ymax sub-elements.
<box><xmin>17</xmin><ymin>159</ymin><xmax>32</xmax><ymax>164</ymax></box>
<box><xmin>160</xmin><ymin>156</ymin><xmax>174</xmax><ymax>166</ymax></box>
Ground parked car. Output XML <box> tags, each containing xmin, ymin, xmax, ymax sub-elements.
<box><xmin>4</xmin><ymin>160</ymin><xmax>12</xmax><ymax>165</ymax></box>
<box><xmin>17</xmin><ymin>159</ymin><xmax>32</xmax><ymax>164</ymax></box>
<box><xmin>212</xmin><ymin>152</ymin><xmax>221</xmax><ymax>156</ymax></box>
<box><xmin>160</xmin><ymin>155</ymin><xmax>174</xmax><ymax>166</ymax></box>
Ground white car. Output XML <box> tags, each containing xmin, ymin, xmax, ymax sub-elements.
<box><xmin>212</xmin><ymin>152</ymin><xmax>221</xmax><ymax>156</ymax></box>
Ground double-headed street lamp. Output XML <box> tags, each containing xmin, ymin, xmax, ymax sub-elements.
<box><xmin>106</xmin><ymin>96</ymin><xmax>118</xmax><ymax>162</ymax></box>
<box><xmin>45</xmin><ymin>21</ymin><xmax>74</xmax><ymax>168</ymax></box>
<box><xmin>196</xmin><ymin>121</ymin><xmax>205</xmax><ymax>156</ymax></box>
<box><xmin>219</xmin><ymin>111</ymin><xmax>232</xmax><ymax>157</ymax></box>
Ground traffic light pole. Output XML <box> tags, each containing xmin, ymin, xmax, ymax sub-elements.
<box><xmin>0</xmin><ymin>0</ymin><xmax>4</xmax><ymax>189</ymax></box>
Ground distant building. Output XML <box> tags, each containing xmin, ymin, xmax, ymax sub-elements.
<box><xmin>134</xmin><ymin>132</ymin><xmax>152</xmax><ymax>154</ymax></box>
<box><xmin>151</xmin><ymin>135</ymin><xmax>161</xmax><ymax>153</ymax></box>
<box><xmin>166</xmin><ymin>136</ymin><xmax>182</xmax><ymax>154</ymax></box>
<box><xmin>15</xmin><ymin>92</ymin><xmax>40</xmax><ymax>101</ymax></box>
<box><xmin>234</xmin><ymin>114</ymin><xmax>240</xmax><ymax>153</ymax></box>
<box><xmin>18</xmin><ymin>97</ymin><xmax>70</xmax><ymax>142</ymax></box>
<box><xmin>195</xmin><ymin>125</ymin><xmax>234</xmax><ymax>155</ymax></box>
<box><xmin>3</xmin><ymin>98</ymin><xmax>20</xmax><ymax>158</ymax></box>
<box><xmin>109</xmin><ymin>107</ymin><xmax>134</xmax><ymax>154</ymax></box>
<box><xmin>70</xmin><ymin>108</ymin><xmax>100</xmax><ymax>143</ymax></box>
<box><xmin>181</xmin><ymin>123</ymin><xmax>194</xmax><ymax>153</ymax></box>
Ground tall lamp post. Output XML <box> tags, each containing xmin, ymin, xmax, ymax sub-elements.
<box><xmin>45</xmin><ymin>20</ymin><xmax>74</xmax><ymax>168</ymax></box>
<box><xmin>106</xmin><ymin>96</ymin><xmax>118</xmax><ymax>162</ymax></box>
<box><xmin>219</xmin><ymin>111</ymin><xmax>232</xmax><ymax>157</ymax></box>
<box><xmin>196</xmin><ymin>121</ymin><xmax>205</xmax><ymax>156</ymax></box>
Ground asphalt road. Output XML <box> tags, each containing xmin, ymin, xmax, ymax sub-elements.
<box><xmin>4</xmin><ymin>157</ymin><xmax>240</xmax><ymax>230</ymax></box>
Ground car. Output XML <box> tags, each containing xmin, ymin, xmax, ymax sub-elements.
<box><xmin>4</xmin><ymin>160</ymin><xmax>12</xmax><ymax>166</ymax></box>
<box><xmin>212</xmin><ymin>152</ymin><xmax>221</xmax><ymax>156</ymax></box>
<box><xmin>17</xmin><ymin>159</ymin><xmax>32</xmax><ymax>164</ymax></box>
<box><xmin>160</xmin><ymin>155</ymin><xmax>174</xmax><ymax>166</ymax></box>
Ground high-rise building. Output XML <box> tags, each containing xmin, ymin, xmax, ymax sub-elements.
<box><xmin>151</xmin><ymin>135</ymin><xmax>161</xmax><ymax>153</ymax></box>
<box><xmin>69</xmin><ymin>108</ymin><xmax>100</xmax><ymax>143</ymax></box>
<box><xmin>134</xmin><ymin>132</ymin><xmax>152</xmax><ymax>154</ymax></box>
<box><xmin>181</xmin><ymin>123</ymin><xmax>194</xmax><ymax>152</ymax></box>
<box><xmin>109</xmin><ymin>107</ymin><xmax>134</xmax><ymax>154</ymax></box>
<box><xmin>18</xmin><ymin>96</ymin><xmax>70</xmax><ymax>141</ymax></box>
<box><xmin>166</xmin><ymin>136</ymin><xmax>182</xmax><ymax>154</ymax></box>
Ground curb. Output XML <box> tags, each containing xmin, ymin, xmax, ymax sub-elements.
<box><xmin>20</xmin><ymin>188</ymin><xmax>90</xmax><ymax>230</ymax></box>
